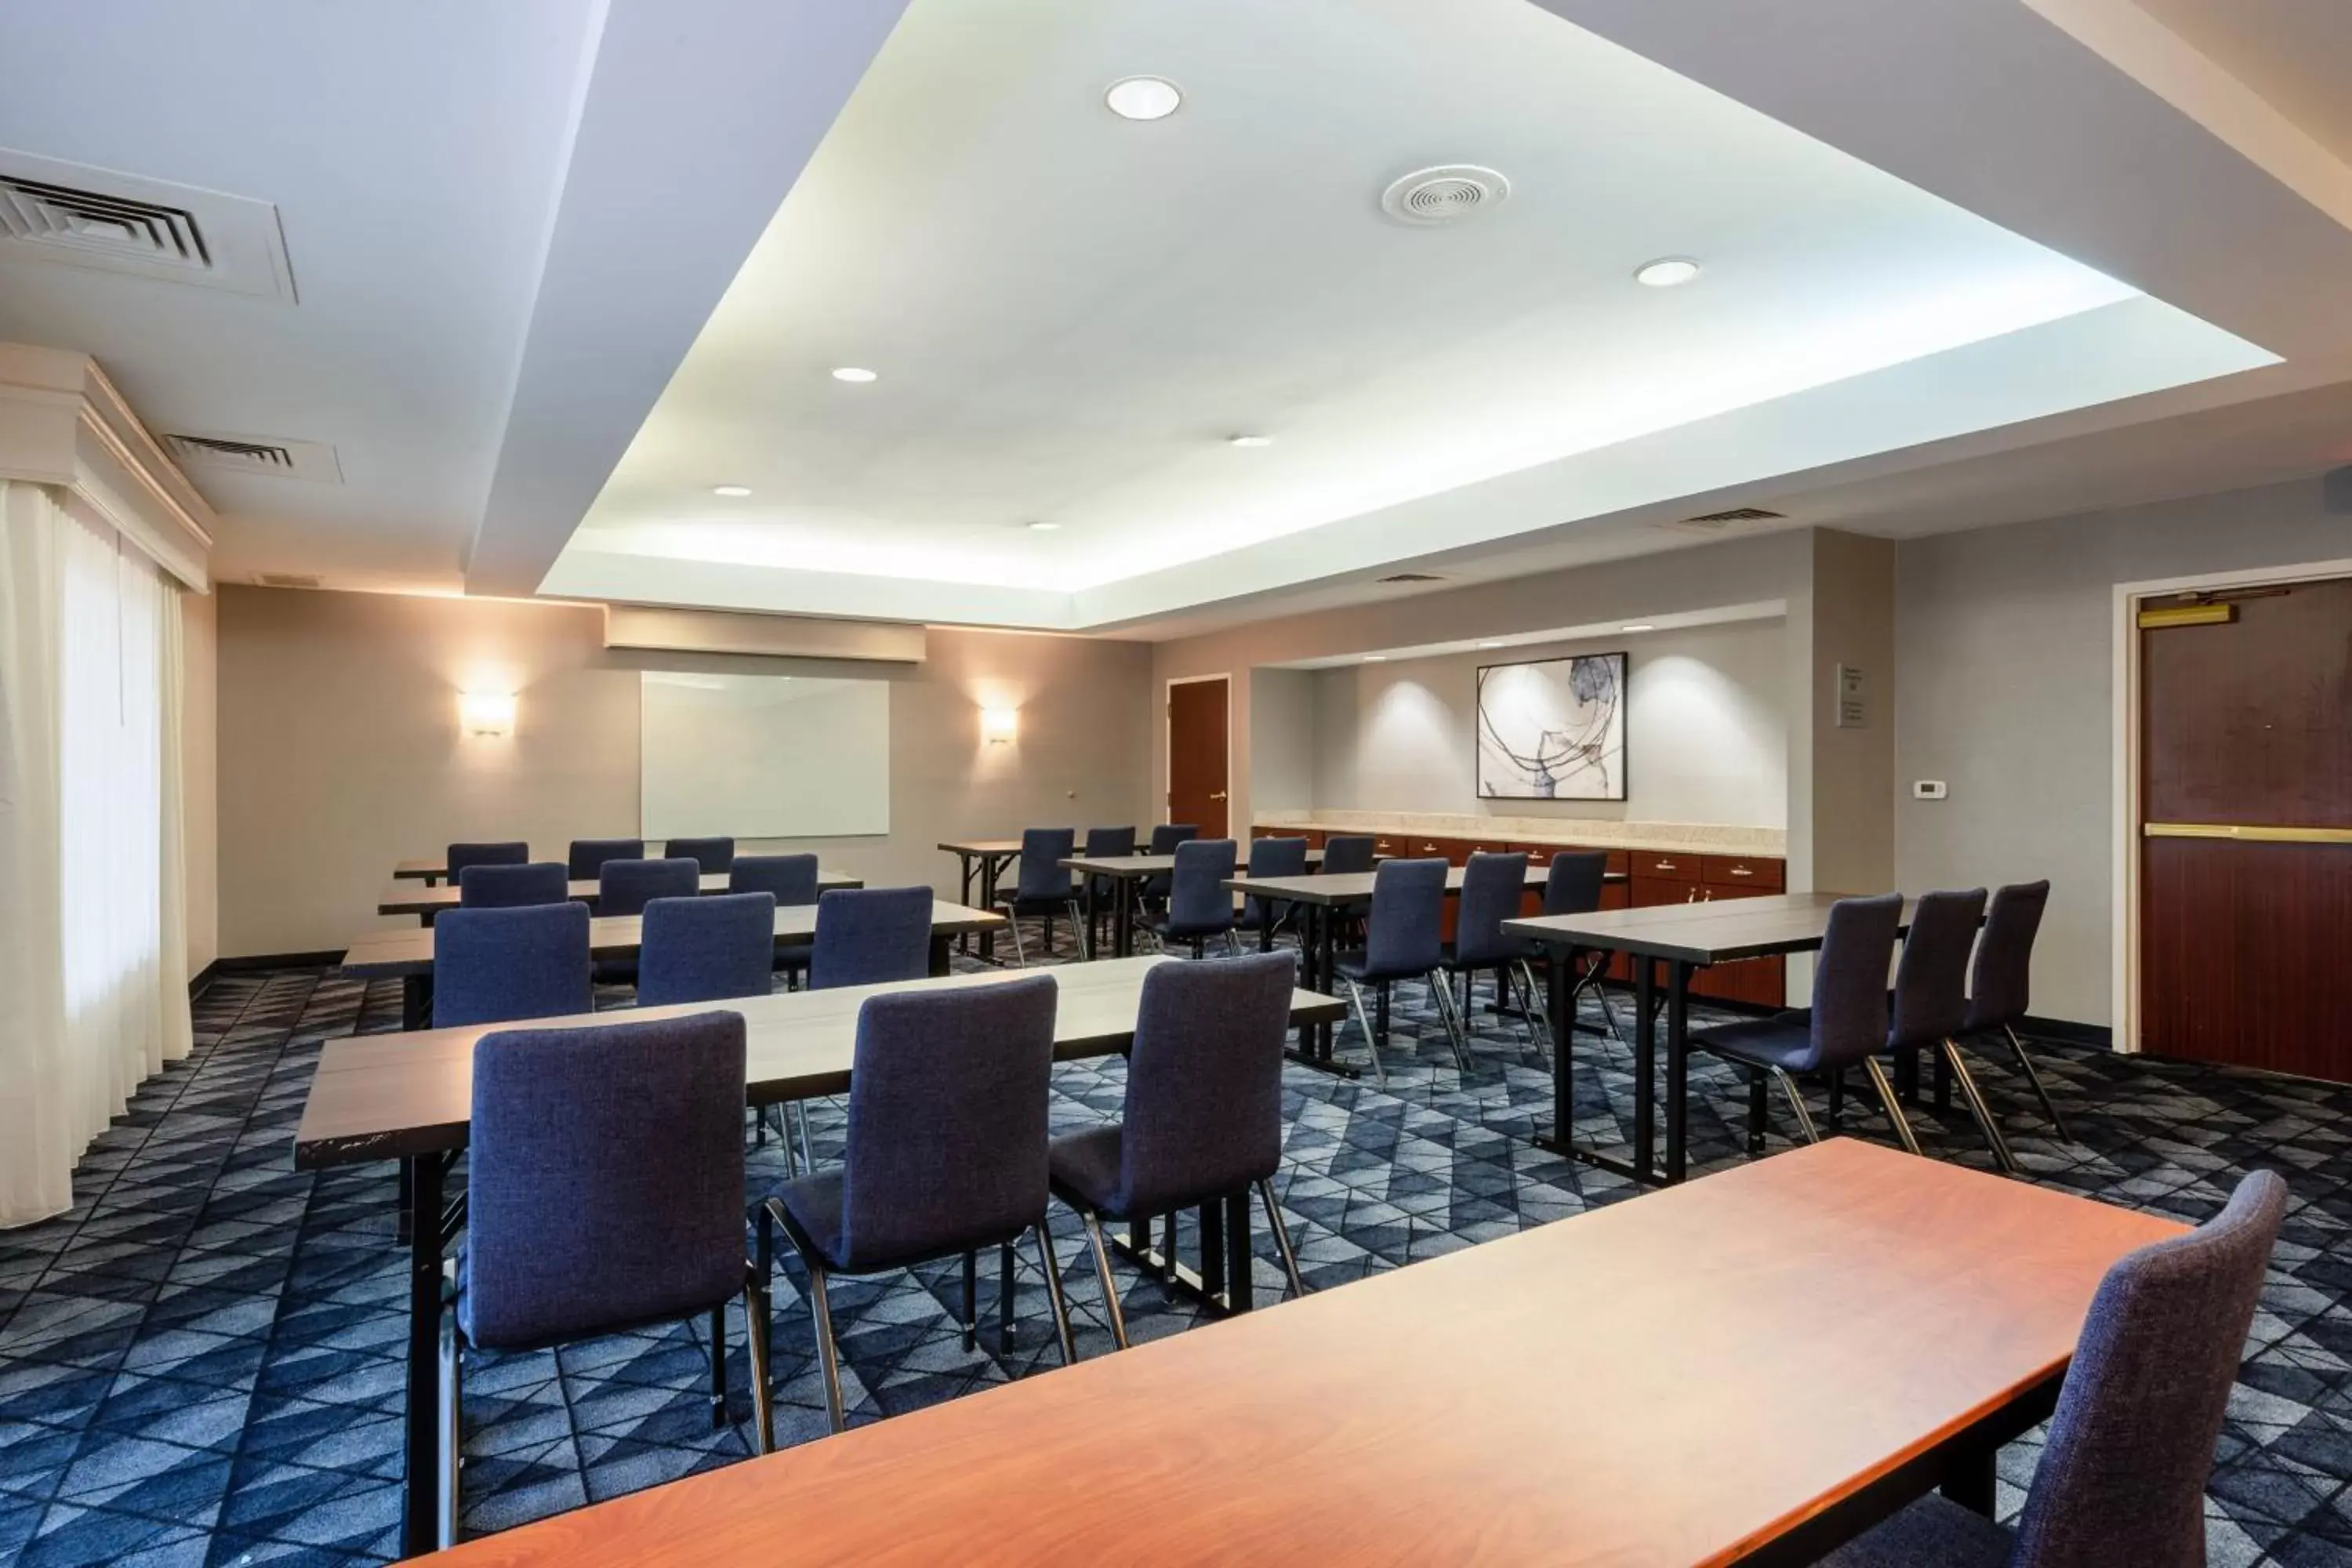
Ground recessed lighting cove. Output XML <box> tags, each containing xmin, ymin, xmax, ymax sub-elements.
<box><xmin>1634</xmin><ymin>258</ymin><xmax>1700</xmax><ymax>289</ymax></box>
<box><xmin>710</xmin><ymin>485</ymin><xmax>752</xmax><ymax>498</ymax></box>
<box><xmin>830</xmin><ymin>366</ymin><xmax>878</xmax><ymax>383</ymax></box>
<box><xmin>1105</xmin><ymin>77</ymin><xmax>1182</xmax><ymax>121</ymax></box>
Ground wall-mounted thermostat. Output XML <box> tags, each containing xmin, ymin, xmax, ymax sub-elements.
<box><xmin>1912</xmin><ymin>780</ymin><xmax>1948</xmax><ymax>800</ymax></box>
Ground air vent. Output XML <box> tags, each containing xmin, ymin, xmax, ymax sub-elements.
<box><xmin>163</xmin><ymin>430</ymin><xmax>342</xmax><ymax>484</ymax></box>
<box><xmin>1378</xmin><ymin>572</ymin><xmax>1447</xmax><ymax>584</ymax></box>
<box><xmin>252</xmin><ymin>572</ymin><xmax>321</xmax><ymax>590</ymax></box>
<box><xmin>1380</xmin><ymin>165</ymin><xmax>1510</xmax><ymax>227</ymax></box>
<box><xmin>1650</xmin><ymin>506</ymin><xmax>1788</xmax><ymax>538</ymax></box>
<box><xmin>0</xmin><ymin>148</ymin><xmax>295</xmax><ymax>301</ymax></box>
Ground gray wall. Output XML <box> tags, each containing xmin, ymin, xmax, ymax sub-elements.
<box><xmin>1247</xmin><ymin>666</ymin><xmax>1318</xmax><ymax>817</ymax></box>
<box><xmin>216</xmin><ymin>587</ymin><xmax>1153</xmax><ymax>956</ymax></box>
<box><xmin>1894</xmin><ymin>474</ymin><xmax>2351</xmax><ymax>1026</ymax></box>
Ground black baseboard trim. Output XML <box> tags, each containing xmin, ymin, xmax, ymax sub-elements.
<box><xmin>188</xmin><ymin>961</ymin><xmax>218</xmax><ymax>999</ymax></box>
<box><xmin>2018</xmin><ymin>1014</ymin><xmax>2112</xmax><ymax>1050</ymax></box>
<box><xmin>198</xmin><ymin>952</ymin><xmax>347</xmax><ymax>989</ymax></box>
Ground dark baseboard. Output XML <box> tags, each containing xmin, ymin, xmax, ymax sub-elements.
<box><xmin>2018</xmin><ymin>1014</ymin><xmax>2112</xmax><ymax>1050</ymax></box>
<box><xmin>188</xmin><ymin>961</ymin><xmax>218</xmax><ymax>999</ymax></box>
<box><xmin>195</xmin><ymin>952</ymin><xmax>347</xmax><ymax>996</ymax></box>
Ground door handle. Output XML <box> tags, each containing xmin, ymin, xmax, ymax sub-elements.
<box><xmin>1209</xmin><ymin>791</ymin><xmax>1229</xmax><ymax>800</ymax></box>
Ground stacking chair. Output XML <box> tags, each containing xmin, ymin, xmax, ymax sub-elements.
<box><xmin>808</xmin><ymin>886</ymin><xmax>934</xmax><ymax>989</ymax></box>
<box><xmin>638</xmin><ymin>891</ymin><xmax>776</xmax><ymax>1007</ymax></box>
<box><xmin>1961</xmin><ymin>880</ymin><xmax>2072</xmax><ymax>1142</ymax></box>
<box><xmin>734</xmin><ymin>853</ymin><xmax>823</xmax><ymax>990</ymax></box>
<box><xmin>1690</xmin><ymin>893</ymin><xmax>1915</xmax><ymax>1157</ymax></box>
<box><xmin>446</xmin><ymin>841</ymin><xmax>527</xmax><ymax>883</ymax></box>
<box><xmin>1138</xmin><ymin>822</ymin><xmax>1200</xmax><ymax>911</ymax></box>
<box><xmin>665</xmin><ymin>836</ymin><xmax>735</xmax><ymax>875</ymax></box>
<box><xmin>1439</xmin><ymin>851</ymin><xmax>1544</xmax><ymax>1062</ymax></box>
<box><xmin>457</xmin><ymin>862</ymin><xmax>568</xmax><ymax>909</ymax></box>
<box><xmin>1078</xmin><ymin>825</ymin><xmax>1136</xmax><ymax>959</ymax></box>
<box><xmin>1539</xmin><ymin>851</ymin><xmax>1620</xmax><ymax>1041</ymax></box>
<box><xmin>758</xmin><ymin>975</ymin><xmax>1070</xmax><ymax>1433</ymax></box>
<box><xmin>431</xmin><ymin>902</ymin><xmax>593</xmax><ymax>1029</ymax></box>
<box><xmin>1332</xmin><ymin>858</ymin><xmax>1455</xmax><ymax>1085</ymax></box>
<box><xmin>993</xmin><ymin>827</ymin><xmax>1081</xmax><ymax>965</ymax></box>
<box><xmin>1141</xmin><ymin>839</ymin><xmax>1240</xmax><ymax>956</ymax></box>
<box><xmin>1318</xmin><ymin>834</ymin><xmax>1377</xmax><ymax>876</ymax></box>
<box><xmin>1051</xmin><ymin>953</ymin><xmax>1308</xmax><ymax>1347</ymax></box>
<box><xmin>1240</xmin><ymin>835</ymin><xmax>1309</xmax><ymax>949</ymax></box>
<box><xmin>441</xmin><ymin>1011</ymin><xmax>771</xmax><ymax>1546</ymax></box>
<box><xmin>1882</xmin><ymin>888</ymin><xmax>2016</xmax><ymax>1174</ymax></box>
<box><xmin>599</xmin><ymin>856</ymin><xmax>701</xmax><ymax>917</ymax></box>
<box><xmin>1821</xmin><ymin>1168</ymin><xmax>2286</xmax><ymax>1568</ymax></box>
<box><xmin>566</xmin><ymin>837</ymin><xmax>645</xmax><ymax>880</ymax></box>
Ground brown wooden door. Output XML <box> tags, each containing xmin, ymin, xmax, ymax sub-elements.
<box><xmin>1167</xmin><ymin>677</ymin><xmax>1229</xmax><ymax>838</ymax></box>
<box><xmin>2140</xmin><ymin>576</ymin><xmax>2352</xmax><ymax>1076</ymax></box>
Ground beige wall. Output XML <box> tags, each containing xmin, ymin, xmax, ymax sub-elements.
<box><xmin>216</xmin><ymin>586</ymin><xmax>1153</xmax><ymax>958</ymax></box>
<box><xmin>180</xmin><ymin>586</ymin><xmax>219</xmax><ymax>976</ymax></box>
<box><xmin>1893</xmin><ymin>474</ymin><xmax>2352</xmax><ymax>1028</ymax></box>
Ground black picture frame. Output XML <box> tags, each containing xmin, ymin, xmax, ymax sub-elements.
<box><xmin>1474</xmin><ymin>650</ymin><xmax>1630</xmax><ymax>802</ymax></box>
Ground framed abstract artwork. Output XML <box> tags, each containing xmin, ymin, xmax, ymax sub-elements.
<box><xmin>1475</xmin><ymin>652</ymin><xmax>1628</xmax><ymax>800</ymax></box>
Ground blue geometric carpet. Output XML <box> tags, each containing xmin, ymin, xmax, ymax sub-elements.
<box><xmin>2</xmin><ymin>942</ymin><xmax>2349</xmax><ymax>1566</ymax></box>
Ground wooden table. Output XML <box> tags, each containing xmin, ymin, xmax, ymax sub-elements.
<box><xmin>340</xmin><ymin>901</ymin><xmax>1006</xmax><ymax>1029</ymax></box>
<box><xmin>1224</xmin><ymin>864</ymin><xmax>1613</xmax><ymax>1077</ymax></box>
<box><xmin>292</xmin><ymin>956</ymin><xmax>1346</xmax><ymax>1559</ymax></box>
<box><xmin>376</xmin><ymin>870</ymin><xmax>862</xmax><ymax>924</ymax></box>
<box><xmin>428</xmin><ymin>1139</ymin><xmax>2180</xmax><ymax>1568</ymax></box>
<box><xmin>1504</xmin><ymin>894</ymin><xmax>1928</xmax><ymax>1186</ymax></box>
<box><xmin>938</xmin><ymin>839</ymin><xmax>1036</xmax><ymax>962</ymax></box>
<box><xmin>1062</xmin><ymin>848</ymin><xmax>1327</xmax><ymax>960</ymax></box>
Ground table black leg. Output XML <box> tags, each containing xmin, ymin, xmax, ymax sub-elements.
<box><xmin>1665</xmin><ymin>960</ymin><xmax>1691</xmax><ymax>1185</ymax></box>
<box><xmin>928</xmin><ymin>935</ymin><xmax>951</xmax><ymax>978</ymax></box>
<box><xmin>978</xmin><ymin>855</ymin><xmax>1003</xmax><ymax>963</ymax></box>
<box><xmin>1200</xmin><ymin>1200</ymin><xmax>1225</xmax><ymax>1303</ymax></box>
<box><xmin>955</xmin><ymin>853</ymin><xmax>976</xmax><ymax>956</ymax></box>
<box><xmin>1316</xmin><ymin>908</ymin><xmax>1336</xmax><ymax>1064</ymax></box>
<box><xmin>401</xmin><ymin>1152</ymin><xmax>445</xmax><ymax>1558</ymax></box>
<box><xmin>1547</xmin><ymin>950</ymin><xmax>1572</xmax><ymax>1139</ymax></box>
<box><xmin>1083</xmin><ymin>875</ymin><xmax>1098</xmax><ymax>961</ymax></box>
<box><xmin>1633</xmin><ymin>956</ymin><xmax>1657</xmax><ymax>1181</ymax></box>
<box><xmin>401</xmin><ymin>976</ymin><xmax>430</xmax><ymax>1032</ymax></box>
<box><xmin>1940</xmin><ymin>1434</ymin><xmax>1998</xmax><ymax>1516</ymax></box>
<box><xmin>1225</xmin><ymin>1191</ymin><xmax>1252</xmax><ymax>1313</ymax></box>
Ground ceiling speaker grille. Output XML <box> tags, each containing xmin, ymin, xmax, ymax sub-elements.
<box><xmin>252</xmin><ymin>572</ymin><xmax>321</xmax><ymax>590</ymax></box>
<box><xmin>1380</xmin><ymin>165</ymin><xmax>1510</xmax><ymax>227</ymax></box>
<box><xmin>0</xmin><ymin>176</ymin><xmax>209</xmax><ymax>269</ymax></box>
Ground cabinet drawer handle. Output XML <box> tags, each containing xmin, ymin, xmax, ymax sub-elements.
<box><xmin>1729</xmin><ymin>867</ymin><xmax>1752</xmax><ymax>877</ymax></box>
<box><xmin>1654</xmin><ymin>860</ymin><xmax>1677</xmax><ymax>871</ymax></box>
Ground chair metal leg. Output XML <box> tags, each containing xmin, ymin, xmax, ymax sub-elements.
<box><xmin>742</xmin><ymin>1276</ymin><xmax>775</xmax><ymax>1455</ymax></box>
<box><xmin>2003</xmin><ymin>1024</ymin><xmax>2073</xmax><ymax>1142</ymax></box>
<box><xmin>1078</xmin><ymin>1210</ymin><xmax>1130</xmax><ymax>1349</ymax></box>
<box><xmin>1860</xmin><ymin>1056</ymin><xmax>1924</xmax><ymax>1157</ymax></box>
<box><xmin>1429</xmin><ymin>971</ymin><xmax>1472</xmax><ymax>1073</ymax></box>
<box><xmin>1515</xmin><ymin>959</ymin><xmax>1553</xmax><ymax>1058</ymax></box>
<box><xmin>1067</xmin><ymin>900</ymin><xmax>1088</xmax><ymax>960</ymax></box>
<box><xmin>804</xmin><ymin>1257</ymin><xmax>848</xmax><ymax>1435</ymax></box>
<box><xmin>1007</xmin><ymin>915</ymin><xmax>1029</xmax><ymax>967</ymax></box>
<box><xmin>1256</xmin><ymin>1178</ymin><xmax>1307</xmax><ymax>1299</ymax></box>
<box><xmin>1000</xmin><ymin>1240</ymin><xmax>1017</xmax><ymax>1345</ymax></box>
<box><xmin>708</xmin><ymin>1305</ymin><xmax>727</xmax><ymax>1430</ymax></box>
<box><xmin>1773</xmin><ymin>1067</ymin><xmax>1822</xmax><ymax>1144</ymax></box>
<box><xmin>1342</xmin><ymin>978</ymin><xmax>1388</xmax><ymax>1087</ymax></box>
<box><xmin>1941</xmin><ymin>1038</ymin><xmax>2019</xmax><ymax>1174</ymax></box>
<box><xmin>960</xmin><ymin>1250</ymin><xmax>978</xmax><ymax>1351</ymax></box>
<box><xmin>1225</xmin><ymin>929</ymin><xmax>1241</xmax><ymax>957</ymax></box>
<box><xmin>1034</xmin><ymin>1225</ymin><xmax>1077</xmax><ymax>1366</ymax></box>
<box><xmin>437</xmin><ymin>1305</ymin><xmax>461</xmax><ymax>1551</ymax></box>
<box><xmin>1746</xmin><ymin>1070</ymin><xmax>1769</xmax><ymax>1155</ymax></box>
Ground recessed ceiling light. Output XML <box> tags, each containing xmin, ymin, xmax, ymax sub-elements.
<box><xmin>1622</xmin><ymin>622</ymin><xmax>1657</xmax><ymax>633</ymax></box>
<box><xmin>1228</xmin><ymin>434</ymin><xmax>1272</xmax><ymax>448</ymax></box>
<box><xmin>1363</xmin><ymin>655</ymin><xmax>1387</xmax><ymax>662</ymax></box>
<box><xmin>1105</xmin><ymin>77</ymin><xmax>1181</xmax><ymax>122</ymax></box>
<box><xmin>830</xmin><ymin>366</ymin><xmax>878</xmax><ymax>383</ymax></box>
<box><xmin>1479</xmin><ymin>640</ymin><xmax>1504</xmax><ymax>648</ymax></box>
<box><xmin>710</xmin><ymin>485</ymin><xmax>752</xmax><ymax>498</ymax></box>
<box><xmin>1027</xmin><ymin>521</ymin><xmax>1060</xmax><ymax>532</ymax></box>
<box><xmin>1634</xmin><ymin>257</ymin><xmax>1700</xmax><ymax>289</ymax></box>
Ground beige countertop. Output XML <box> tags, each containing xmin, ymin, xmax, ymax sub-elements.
<box><xmin>1253</xmin><ymin>811</ymin><xmax>1786</xmax><ymax>858</ymax></box>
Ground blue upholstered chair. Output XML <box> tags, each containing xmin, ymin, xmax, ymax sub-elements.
<box><xmin>1882</xmin><ymin>888</ymin><xmax>2013</xmax><ymax>1172</ymax></box>
<box><xmin>808</xmin><ymin>886</ymin><xmax>934</xmax><ymax>989</ymax></box>
<box><xmin>1317</xmin><ymin>834</ymin><xmax>1377</xmax><ymax>876</ymax></box>
<box><xmin>1079</xmin><ymin>825</ymin><xmax>1136</xmax><ymax>959</ymax></box>
<box><xmin>1142</xmin><ymin>839</ymin><xmax>1240</xmax><ymax>957</ymax></box>
<box><xmin>993</xmin><ymin>827</ymin><xmax>1081</xmax><ymax>966</ymax></box>
<box><xmin>566</xmin><ymin>837</ymin><xmax>645</xmax><ymax>880</ymax></box>
<box><xmin>1962</xmin><ymin>880</ymin><xmax>2072</xmax><ymax>1142</ymax></box>
<box><xmin>457</xmin><ymin>862</ymin><xmax>568</xmax><ymax>909</ymax></box>
<box><xmin>1820</xmin><ymin>1168</ymin><xmax>2286</xmax><ymax>1568</ymax></box>
<box><xmin>731</xmin><ymin>853</ymin><xmax>822</xmax><ymax>906</ymax></box>
<box><xmin>1138</xmin><ymin>822</ymin><xmax>1200</xmax><ymax>908</ymax></box>
<box><xmin>1050</xmin><ymin>953</ymin><xmax>1306</xmax><ymax>1346</ymax></box>
<box><xmin>598</xmin><ymin>856</ymin><xmax>701</xmax><ymax>917</ymax></box>
<box><xmin>638</xmin><ymin>891</ymin><xmax>776</xmax><ymax>1008</ymax></box>
<box><xmin>431</xmin><ymin>902</ymin><xmax>593</xmax><ymax>1029</ymax></box>
<box><xmin>1541</xmin><ymin>850</ymin><xmax>1620</xmax><ymax>1042</ymax></box>
<box><xmin>1331</xmin><ymin>857</ymin><xmax>1452</xmax><ymax>1086</ymax></box>
<box><xmin>1241</xmin><ymin>835</ymin><xmax>1309</xmax><ymax>949</ymax></box>
<box><xmin>441</xmin><ymin>1011</ymin><xmax>771</xmax><ymax>1546</ymax></box>
<box><xmin>1690</xmin><ymin>893</ymin><xmax>1912</xmax><ymax>1157</ymax></box>
<box><xmin>757</xmin><ymin>974</ymin><xmax>1069</xmax><ymax>1432</ymax></box>
<box><xmin>1437</xmin><ymin>851</ymin><xmax>1542</xmax><ymax>1062</ymax></box>
<box><xmin>665</xmin><ymin>836</ymin><xmax>735</xmax><ymax>875</ymax></box>
<box><xmin>446</xmin><ymin>841</ymin><xmax>528</xmax><ymax>884</ymax></box>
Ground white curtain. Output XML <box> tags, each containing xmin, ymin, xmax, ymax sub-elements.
<box><xmin>0</xmin><ymin>481</ymin><xmax>194</xmax><ymax>1227</ymax></box>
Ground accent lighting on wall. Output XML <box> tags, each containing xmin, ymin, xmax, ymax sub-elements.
<box><xmin>459</xmin><ymin>691</ymin><xmax>516</xmax><ymax>737</ymax></box>
<box><xmin>981</xmin><ymin>706</ymin><xmax>1020</xmax><ymax>743</ymax></box>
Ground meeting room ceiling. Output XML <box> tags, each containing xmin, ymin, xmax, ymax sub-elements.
<box><xmin>2</xmin><ymin>0</ymin><xmax>2350</xmax><ymax>634</ymax></box>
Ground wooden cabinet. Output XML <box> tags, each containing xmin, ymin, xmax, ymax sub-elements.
<box><xmin>1250</xmin><ymin>826</ymin><xmax>1323</xmax><ymax>849</ymax></box>
<box><xmin>1701</xmin><ymin>855</ymin><xmax>1784</xmax><ymax>893</ymax></box>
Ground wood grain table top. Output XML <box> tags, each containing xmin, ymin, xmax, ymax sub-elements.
<box><xmin>1061</xmin><ymin>848</ymin><xmax>1326</xmax><ymax>878</ymax></box>
<box><xmin>375</xmin><ymin>870</ymin><xmax>861</xmax><ymax>918</ymax></box>
<box><xmin>294</xmin><ymin>956</ymin><xmax>1345</xmax><ymax>1169</ymax></box>
<box><xmin>937</xmin><ymin>839</ymin><xmax>1029</xmax><ymax>858</ymax></box>
<box><xmin>1505</xmin><ymin>892</ymin><xmax>1919</xmax><ymax>964</ymax></box>
<box><xmin>430</xmin><ymin>1138</ymin><xmax>2180</xmax><ymax>1568</ymax></box>
<box><xmin>1225</xmin><ymin>862</ymin><xmax>1581</xmax><ymax>906</ymax></box>
<box><xmin>336</xmin><ymin>901</ymin><xmax>1005</xmax><ymax>980</ymax></box>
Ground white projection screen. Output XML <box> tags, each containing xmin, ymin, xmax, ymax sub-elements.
<box><xmin>640</xmin><ymin>672</ymin><xmax>890</xmax><ymax>839</ymax></box>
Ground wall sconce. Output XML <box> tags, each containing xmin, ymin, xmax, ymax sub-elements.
<box><xmin>980</xmin><ymin>706</ymin><xmax>1019</xmax><ymax>744</ymax></box>
<box><xmin>459</xmin><ymin>691</ymin><xmax>517</xmax><ymax>737</ymax></box>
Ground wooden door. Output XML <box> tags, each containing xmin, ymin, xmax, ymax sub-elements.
<box><xmin>2140</xmin><ymin>576</ymin><xmax>2352</xmax><ymax>1076</ymax></box>
<box><xmin>1167</xmin><ymin>677</ymin><xmax>1229</xmax><ymax>838</ymax></box>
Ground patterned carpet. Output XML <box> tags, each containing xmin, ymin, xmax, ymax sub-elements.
<box><xmin>2</xmin><ymin>937</ymin><xmax>2350</xmax><ymax>1566</ymax></box>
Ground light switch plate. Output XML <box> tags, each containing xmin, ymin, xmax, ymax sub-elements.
<box><xmin>1913</xmin><ymin>780</ymin><xmax>1948</xmax><ymax>800</ymax></box>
